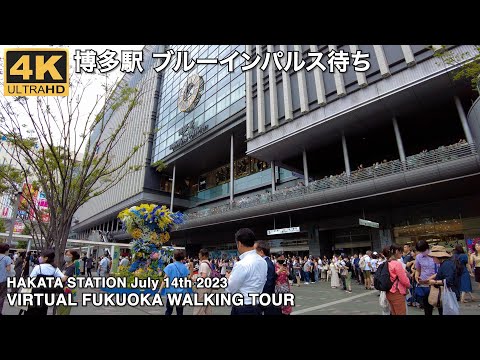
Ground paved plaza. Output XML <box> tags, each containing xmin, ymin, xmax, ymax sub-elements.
<box><xmin>3</xmin><ymin>278</ymin><xmax>479</xmax><ymax>315</ymax></box>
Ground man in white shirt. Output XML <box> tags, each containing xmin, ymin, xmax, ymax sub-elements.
<box><xmin>226</xmin><ymin>228</ymin><xmax>267</xmax><ymax>315</ymax></box>
<box><xmin>363</xmin><ymin>250</ymin><xmax>372</xmax><ymax>290</ymax></box>
<box><xmin>119</xmin><ymin>256</ymin><xmax>130</xmax><ymax>267</ymax></box>
<box><xmin>99</xmin><ymin>256</ymin><xmax>110</xmax><ymax>277</ymax></box>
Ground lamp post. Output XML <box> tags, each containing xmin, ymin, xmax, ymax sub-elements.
<box><xmin>7</xmin><ymin>190</ymin><xmax>23</xmax><ymax>245</ymax></box>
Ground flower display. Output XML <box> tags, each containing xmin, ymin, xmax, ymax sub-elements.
<box><xmin>114</xmin><ymin>204</ymin><xmax>184</xmax><ymax>287</ymax></box>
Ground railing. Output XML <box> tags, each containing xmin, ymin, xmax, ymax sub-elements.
<box><xmin>183</xmin><ymin>142</ymin><xmax>478</xmax><ymax>222</ymax></box>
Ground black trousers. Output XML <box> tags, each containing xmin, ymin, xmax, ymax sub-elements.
<box><xmin>231</xmin><ymin>304</ymin><xmax>262</xmax><ymax>315</ymax></box>
<box><xmin>86</xmin><ymin>268</ymin><xmax>92</xmax><ymax>277</ymax></box>
<box><xmin>165</xmin><ymin>296</ymin><xmax>184</xmax><ymax>316</ymax></box>
<box><xmin>260</xmin><ymin>303</ymin><xmax>282</xmax><ymax>315</ymax></box>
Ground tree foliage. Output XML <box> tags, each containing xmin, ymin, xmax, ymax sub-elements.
<box><xmin>433</xmin><ymin>45</ymin><xmax>480</xmax><ymax>92</ymax></box>
<box><xmin>0</xmin><ymin>69</ymin><xmax>152</xmax><ymax>259</ymax></box>
<box><xmin>0</xmin><ymin>218</ymin><xmax>5</xmax><ymax>233</ymax></box>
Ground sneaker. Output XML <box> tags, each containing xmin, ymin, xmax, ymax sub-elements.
<box><xmin>347</xmin><ymin>291</ymin><xmax>352</xmax><ymax>293</ymax></box>
<box><xmin>304</xmin><ymin>282</ymin><xmax>309</xmax><ymax>285</ymax></box>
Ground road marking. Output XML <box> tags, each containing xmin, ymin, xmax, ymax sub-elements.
<box><xmin>291</xmin><ymin>290</ymin><xmax>377</xmax><ymax>315</ymax></box>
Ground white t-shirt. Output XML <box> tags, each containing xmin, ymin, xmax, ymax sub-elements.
<box><xmin>364</xmin><ymin>255</ymin><xmax>372</xmax><ymax>271</ymax></box>
<box><xmin>99</xmin><ymin>257</ymin><xmax>110</xmax><ymax>271</ymax></box>
<box><xmin>30</xmin><ymin>264</ymin><xmax>65</xmax><ymax>278</ymax></box>
<box><xmin>371</xmin><ymin>259</ymin><xmax>378</xmax><ymax>272</ymax></box>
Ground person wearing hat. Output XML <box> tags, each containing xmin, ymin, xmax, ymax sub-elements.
<box><xmin>427</xmin><ymin>245</ymin><xmax>460</xmax><ymax>315</ymax></box>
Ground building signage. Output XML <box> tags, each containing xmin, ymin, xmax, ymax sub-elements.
<box><xmin>267</xmin><ymin>227</ymin><xmax>300</xmax><ymax>236</ymax></box>
<box><xmin>359</xmin><ymin>218</ymin><xmax>379</xmax><ymax>228</ymax></box>
<box><xmin>169</xmin><ymin>121</ymin><xmax>209</xmax><ymax>151</ymax></box>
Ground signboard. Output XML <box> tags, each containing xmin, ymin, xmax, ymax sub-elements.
<box><xmin>170</xmin><ymin>121</ymin><xmax>209</xmax><ymax>151</ymax></box>
<box><xmin>359</xmin><ymin>219</ymin><xmax>379</xmax><ymax>228</ymax></box>
<box><xmin>13</xmin><ymin>221</ymin><xmax>25</xmax><ymax>233</ymax></box>
<box><xmin>267</xmin><ymin>227</ymin><xmax>300</xmax><ymax>236</ymax></box>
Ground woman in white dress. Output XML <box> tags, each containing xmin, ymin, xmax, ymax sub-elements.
<box><xmin>330</xmin><ymin>260</ymin><xmax>341</xmax><ymax>288</ymax></box>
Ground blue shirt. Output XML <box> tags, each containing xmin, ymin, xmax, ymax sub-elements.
<box><xmin>0</xmin><ymin>254</ymin><xmax>13</xmax><ymax>283</ymax></box>
<box><xmin>163</xmin><ymin>261</ymin><xmax>190</xmax><ymax>294</ymax></box>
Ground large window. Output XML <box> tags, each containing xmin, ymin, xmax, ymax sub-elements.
<box><xmin>193</xmin><ymin>156</ymin><xmax>269</xmax><ymax>196</ymax></box>
<box><xmin>152</xmin><ymin>45</ymin><xmax>246</xmax><ymax>163</ymax></box>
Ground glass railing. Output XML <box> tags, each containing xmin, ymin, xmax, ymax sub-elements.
<box><xmin>183</xmin><ymin>142</ymin><xmax>477</xmax><ymax>222</ymax></box>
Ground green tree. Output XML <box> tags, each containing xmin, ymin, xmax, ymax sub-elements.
<box><xmin>433</xmin><ymin>45</ymin><xmax>480</xmax><ymax>91</ymax></box>
<box><xmin>0</xmin><ymin>70</ymin><xmax>151</xmax><ymax>260</ymax></box>
<box><xmin>17</xmin><ymin>240</ymin><xmax>27</xmax><ymax>249</ymax></box>
<box><xmin>21</xmin><ymin>223</ymin><xmax>31</xmax><ymax>235</ymax></box>
<box><xmin>0</xmin><ymin>218</ymin><xmax>5</xmax><ymax>233</ymax></box>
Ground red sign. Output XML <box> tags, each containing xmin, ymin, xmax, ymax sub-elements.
<box><xmin>13</xmin><ymin>221</ymin><xmax>24</xmax><ymax>233</ymax></box>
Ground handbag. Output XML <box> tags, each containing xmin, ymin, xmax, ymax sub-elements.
<box><xmin>442</xmin><ymin>279</ymin><xmax>460</xmax><ymax>315</ymax></box>
<box><xmin>428</xmin><ymin>284</ymin><xmax>442</xmax><ymax>307</ymax></box>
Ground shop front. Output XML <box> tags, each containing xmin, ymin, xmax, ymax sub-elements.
<box><xmin>393</xmin><ymin>216</ymin><xmax>480</xmax><ymax>252</ymax></box>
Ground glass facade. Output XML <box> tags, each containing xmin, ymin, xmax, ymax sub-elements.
<box><xmin>152</xmin><ymin>45</ymin><xmax>246</xmax><ymax>162</ymax></box>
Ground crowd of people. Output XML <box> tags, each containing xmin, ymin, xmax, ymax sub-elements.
<box><xmin>1</xmin><ymin>232</ymin><xmax>478</xmax><ymax>316</ymax></box>
<box><xmin>185</xmin><ymin>140</ymin><xmax>473</xmax><ymax>221</ymax></box>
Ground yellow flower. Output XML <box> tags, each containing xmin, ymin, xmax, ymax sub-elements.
<box><xmin>131</xmin><ymin>228</ymin><xmax>142</xmax><ymax>239</ymax></box>
<box><xmin>150</xmin><ymin>232</ymin><xmax>158</xmax><ymax>241</ymax></box>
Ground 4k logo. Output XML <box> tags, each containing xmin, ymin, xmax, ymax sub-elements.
<box><xmin>4</xmin><ymin>48</ymin><xmax>69</xmax><ymax>96</ymax></box>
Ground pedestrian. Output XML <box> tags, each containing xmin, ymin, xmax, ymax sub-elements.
<box><xmin>414</xmin><ymin>240</ymin><xmax>439</xmax><ymax>315</ymax></box>
<box><xmin>160</xmin><ymin>249</ymin><xmax>190</xmax><ymax>315</ymax></box>
<box><xmin>25</xmin><ymin>249</ymin><xmax>66</xmax><ymax>315</ymax></box>
<box><xmin>303</xmin><ymin>257</ymin><xmax>311</xmax><ymax>284</ymax></box>
<box><xmin>453</xmin><ymin>245</ymin><xmax>476</xmax><ymax>303</ymax></box>
<box><xmin>363</xmin><ymin>251</ymin><xmax>373</xmax><ymax>290</ymax></box>
<box><xmin>385</xmin><ymin>244</ymin><xmax>411</xmax><ymax>315</ymax></box>
<box><xmin>81</xmin><ymin>253</ymin><xmax>87</xmax><ymax>275</ymax></box>
<box><xmin>119</xmin><ymin>255</ymin><xmax>129</xmax><ymax>268</ymax></box>
<box><xmin>193</xmin><ymin>248</ymin><xmax>213</xmax><ymax>315</ymax></box>
<box><xmin>469</xmin><ymin>242</ymin><xmax>480</xmax><ymax>306</ymax></box>
<box><xmin>56</xmin><ymin>250</ymin><xmax>80</xmax><ymax>315</ymax></box>
<box><xmin>370</xmin><ymin>252</ymin><xmax>378</xmax><ymax>290</ymax></box>
<box><xmin>0</xmin><ymin>243</ymin><xmax>13</xmax><ymax>315</ymax></box>
<box><xmin>357</xmin><ymin>252</ymin><xmax>364</xmax><ymax>284</ymax></box>
<box><xmin>292</xmin><ymin>257</ymin><xmax>301</xmax><ymax>286</ymax></box>
<box><xmin>98</xmin><ymin>255</ymin><xmax>110</xmax><ymax>277</ymax></box>
<box><xmin>343</xmin><ymin>255</ymin><xmax>353</xmax><ymax>293</ymax></box>
<box><xmin>255</xmin><ymin>240</ymin><xmax>281</xmax><ymax>315</ymax></box>
<box><xmin>225</xmin><ymin>228</ymin><xmax>267</xmax><ymax>315</ymax></box>
<box><xmin>86</xmin><ymin>256</ymin><xmax>93</xmax><ymax>277</ymax></box>
<box><xmin>427</xmin><ymin>245</ymin><xmax>461</xmax><ymax>315</ymax></box>
<box><xmin>330</xmin><ymin>258</ymin><xmax>341</xmax><ymax>288</ymax></box>
<box><xmin>275</xmin><ymin>253</ymin><xmax>292</xmax><ymax>315</ymax></box>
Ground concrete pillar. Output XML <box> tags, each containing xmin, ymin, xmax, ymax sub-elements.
<box><xmin>341</xmin><ymin>133</ymin><xmax>351</xmax><ymax>176</ymax></box>
<box><xmin>271</xmin><ymin>161</ymin><xmax>276</xmax><ymax>194</ymax></box>
<box><xmin>246</xmin><ymin>45</ymin><xmax>254</xmax><ymax>140</ymax></box>
<box><xmin>309</xmin><ymin>45</ymin><xmax>327</xmax><ymax>105</ymax></box>
<box><xmin>230</xmin><ymin>134</ymin><xmax>234</xmax><ymax>207</ymax></box>
<box><xmin>302</xmin><ymin>150</ymin><xmax>309</xmax><ymax>186</ymax></box>
<box><xmin>392</xmin><ymin>117</ymin><xmax>406</xmax><ymax>164</ymax></box>
<box><xmin>400</xmin><ymin>45</ymin><xmax>416</xmax><ymax>67</ymax></box>
<box><xmin>267</xmin><ymin>45</ymin><xmax>279</xmax><ymax>127</ymax></box>
<box><xmin>280</xmin><ymin>45</ymin><xmax>293</xmax><ymax>120</ymax></box>
<box><xmin>349</xmin><ymin>45</ymin><xmax>368</xmax><ymax>87</ymax></box>
<box><xmin>328</xmin><ymin>45</ymin><xmax>346</xmax><ymax>97</ymax></box>
<box><xmin>373</xmin><ymin>45</ymin><xmax>391</xmax><ymax>78</ymax></box>
<box><xmin>454</xmin><ymin>96</ymin><xmax>474</xmax><ymax>144</ymax></box>
<box><xmin>170</xmin><ymin>164</ymin><xmax>176</xmax><ymax>212</ymax></box>
<box><xmin>294</xmin><ymin>44</ymin><xmax>309</xmax><ymax>113</ymax></box>
<box><xmin>256</xmin><ymin>45</ymin><xmax>266</xmax><ymax>134</ymax></box>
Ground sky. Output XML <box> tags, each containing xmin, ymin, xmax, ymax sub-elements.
<box><xmin>0</xmin><ymin>45</ymin><xmax>146</xmax><ymax>152</ymax></box>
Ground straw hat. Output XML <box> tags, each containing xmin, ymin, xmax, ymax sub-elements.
<box><xmin>427</xmin><ymin>245</ymin><xmax>451</xmax><ymax>258</ymax></box>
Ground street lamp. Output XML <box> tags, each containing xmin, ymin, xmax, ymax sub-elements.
<box><xmin>7</xmin><ymin>190</ymin><xmax>23</xmax><ymax>245</ymax></box>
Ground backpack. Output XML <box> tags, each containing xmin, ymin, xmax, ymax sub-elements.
<box><xmin>359</xmin><ymin>257</ymin><xmax>366</xmax><ymax>271</ymax></box>
<box><xmin>203</xmin><ymin>261</ymin><xmax>221</xmax><ymax>279</ymax></box>
<box><xmin>374</xmin><ymin>261</ymin><xmax>397</xmax><ymax>291</ymax></box>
